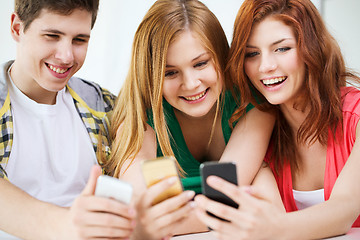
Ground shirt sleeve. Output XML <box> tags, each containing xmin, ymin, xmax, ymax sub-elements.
<box><xmin>0</xmin><ymin>164</ymin><xmax>8</xmax><ymax>180</ymax></box>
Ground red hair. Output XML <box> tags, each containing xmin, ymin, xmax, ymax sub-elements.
<box><xmin>228</xmin><ymin>0</ymin><xmax>359</xmax><ymax>173</ymax></box>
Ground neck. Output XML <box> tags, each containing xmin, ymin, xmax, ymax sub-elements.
<box><xmin>10</xmin><ymin>62</ymin><xmax>58</xmax><ymax>105</ymax></box>
<box><xmin>280</xmin><ymin>102</ymin><xmax>309</xmax><ymax>133</ymax></box>
<box><xmin>174</xmin><ymin>102</ymin><xmax>218</xmax><ymax>124</ymax></box>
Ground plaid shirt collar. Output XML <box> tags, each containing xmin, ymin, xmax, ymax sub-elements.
<box><xmin>0</xmin><ymin>61</ymin><xmax>115</xmax><ymax>179</ymax></box>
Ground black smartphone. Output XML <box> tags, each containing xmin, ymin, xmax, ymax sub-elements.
<box><xmin>200</xmin><ymin>162</ymin><xmax>239</xmax><ymax>221</ymax></box>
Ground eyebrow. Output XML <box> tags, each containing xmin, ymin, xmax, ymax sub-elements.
<box><xmin>246</xmin><ymin>38</ymin><xmax>293</xmax><ymax>48</ymax></box>
<box><xmin>166</xmin><ymin>52</ymin><xmax>209</xmax><ymax>68</ymax></box>
<box><xmin>42</xmin><ymin>29</ymin><xmax>90</xmax><ymax>39</ymax></box>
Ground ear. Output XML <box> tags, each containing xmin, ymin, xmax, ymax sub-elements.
<box><xmin>10</xmin><ymin>13</ymin><xmax>23</xmax><ymax>42</ymax></box>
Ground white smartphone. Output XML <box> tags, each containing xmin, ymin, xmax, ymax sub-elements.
<box><xmin>95</xmin><ymin>175</ymin><xmax>133</xmax><ymax>205</ymax></box>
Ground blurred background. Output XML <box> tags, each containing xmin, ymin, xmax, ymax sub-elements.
<box><xmin>0</xmin><ymin>0</ymin><xmax>359</xmax><ymax>95</ymax></box>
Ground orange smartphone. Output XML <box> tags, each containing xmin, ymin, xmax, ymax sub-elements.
<box><xmin>141</xmin><ymin>156</ymin><xmax>183</xmax><ymax>205</ymax></box>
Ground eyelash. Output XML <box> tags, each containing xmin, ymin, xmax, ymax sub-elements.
<box><xmin>74</xmin><ymin>38</ymin><xmax>87</xmax><ymax>43</ymax></box>
<box><xmin>276</xmin><ymin>47</ymin><xmax>291</xmax><ymax>52</ymax></box>
<box><xmin>245</xmin><ymin>47</ymin><xmax>292</xmax><ymax>58</ymax></box>
<box><xmin>165</xmin><ymin>70</ymin><xmax>177</xmax><ymax>78</ymax></box>
<box><xmin>44</xmin><ymin>35</ymin><xmax>87</xmax><ymax>44</ymax></box>
<box><xmin>45</xmin><ymin>34</ymin><xmax>59</xmax><ymax>39</ymax></box>
<box><xmin>245</xmin><ymin>52</ymin><xmax>259</xmax><ymax>58</ymax></box>
<box><xmin>194</xmin><ymin>60</ymin><xmax>208</xmax><ymax>68</ymax></box>
<box><xmin>164</xmin><ymin>60</ymin><xmax>209</xmax><ymax>78</ymax></box>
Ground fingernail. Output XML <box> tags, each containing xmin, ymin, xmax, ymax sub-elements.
<box><xmin>207</xmin><ymin>175</ymin><xmax>218</xmax><ymax>184</ymax></box>
<box><xmin>187</xmin><ymin>190</ymin><xmax>195</xmax><ymax>198</ymax></box>
<box><xmin>131</xmin><ymin>220</ymin><xmax>137</xmax><ymax>228</ymax></box>
<box><xmin>167</xmin><ymin>176</ymin><xmax>177</xmax><ymax>184</ymax></box>
<box><xmin>128</xmin><ymin>208</ymin><xmax>136</xmax><ymax>217</ymax></box>
<box><xmin>243</xmin><ymin>186</ymin><xmax>252</xmax><ymax>194</ymax></box>
<box><xmin>190</xmin><ymin>201</ymin><xmax>196</xmax><ymax>208</ymax></box>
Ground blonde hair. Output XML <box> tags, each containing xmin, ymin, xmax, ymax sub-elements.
<box><xmin>105</xmin><ymin>0</ymin><xmax>229</xmax><ymax>177</ymax></box>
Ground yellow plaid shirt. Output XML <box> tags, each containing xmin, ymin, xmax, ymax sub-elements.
<box><xmin>0</xmin><ymin>61</ymin><xmax>116</xmax><ymax>179</ymax></box>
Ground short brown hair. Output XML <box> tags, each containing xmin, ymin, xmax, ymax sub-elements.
<box><xmin>15</xmin><ymin>0</ymin><xmax>99</xmax><ymax>32</ymax></box>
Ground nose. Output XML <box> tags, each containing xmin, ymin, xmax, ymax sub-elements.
<box><xmin>182</xmin><ymin>70</ymin><xmax>200</xmax><ymax>90</ymax></box>
<box><xmin>259</xmin><ymin>53</ymin><xmax>277</xmax><ymax>73</ymax></box>
<box><xmin>54</xmin><ymin>40</ymin><xmax>74</xmax><ymax>64</ymax></box>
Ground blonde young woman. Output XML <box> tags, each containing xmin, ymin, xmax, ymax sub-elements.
<box><xmin>195</xmin><ymin>0</ymin><xmax>360</xmax><ymax>239</ymax></box>
<box><xmin>105</xmin><ymin>0</ymin><xmax>277</xmax><ymax>239</ymax></box>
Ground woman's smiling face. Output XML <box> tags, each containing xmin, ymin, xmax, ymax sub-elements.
<box><xmin>244</xmin><ymin>16</ymin><xmax>305</xmax><ymax>107</ymax></box>
<box><xmin>162</xmin><ymin>30</ymin><xmax>222</xmax><ymax>118</ymax></box>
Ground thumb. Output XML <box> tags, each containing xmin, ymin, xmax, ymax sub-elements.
<box><xmin>81</xmin><ymin>164</ymin><xmax>102</xmax><ymax>196</ymax></box>
<box><xmin>242</xmin><ymin>185</ymin><xmax>268</xmax><ymax>201</ymax></box>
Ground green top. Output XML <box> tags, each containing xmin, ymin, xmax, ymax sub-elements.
<box><xmin>147</xmin><ymin>90</ymin><xmax>254</xmax><ymax>193</ymax></box>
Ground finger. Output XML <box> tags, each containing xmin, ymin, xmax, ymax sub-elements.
<box><xmin>149</xmin><ymin>191</ymin><xmax>195</xmax><ymax>219</ymax></box>
<box><xmin>213</xmin><ymin>230</ymin><xmax>241</xmax><ymax>240</ymax></box>
<box><xmin>236</xmin><ymin>186</ymin><xmax>268</xmax><ymax>212</ymax></box>
<box><xmin>206</xmin><ymin>176</ymin><xmax>244</xmax><ymax>206</ymax></box>
<box><xmin>155</xmin><ymin>200</ymin><xmax>195</xmax><ymax>228</ymax></box>
<box><xmin>76</xmin><ymin>224</ymin><xmax>133</xmax><ymax>239</ymax></box>
<box><xmin>151</xmin><ymin>202</ymin><xmax>194</xmax><ymax>240</ymax></box>
<box><xmin>133</xmin><ymin>192</ymin><xmax>194</xmax><ymax>239</ymax></box>
<box><xmin>194</xmin><ymin>203</ymin><xmax>231</xmax><ymax>232</ymax></box>
<box><xmin>200</xmin><ymin>185</ymin><xmax>274</xmax><ymax>231</ymax></box>
<box><xmin>87</xmin><ymin>211</ymin><xmax>134</xmax><ymax>230</ymax></box>
<box><xmin>194</xmin><ymin>194</ymin><xmax>236</xmax><ymax>222</ymax></box>
<box><xmin>207</xmin><ymin>181</ymin><xmax>265</xmax><ymax>217</ymax></box>
<box><xmin>196</xmin><ymin>193</ymin><xmax>271</xmax><ymax>239</ymax></box>
<box><xmin>72</xmin><ymin>200</ymin><xmax>135</xmax><ymax>227</ymax></box>
<box><xmin>195</xmin><ymin>194</ymin><xmax>255</xmax><ymax>230</ymax></box>
<box><xmin>161</xmin><ymin>235</ymin><xmax>172</xmax><ymax>240</ymax></box>
<box><xmin>243</xmin><ymin>184</ymin><xmax>267</xmax><ymax>200</ymax></box>
<box><xmin>194</xmin><ymin>199</ymin><xmax>244</xmax><ymax>239</ymax></box>
<box><xmin>78</xmin><ymin>196</ymin><xmax>136</xmax><ymax>220</ymax></box>
<box><xmin>81</xmin><ymin>165</ymin><xmax>102</xmax><ymax>196</ymax></box>
<box><xmin>142</xmin><ymin>177</ymin><xmax>180</xmax><ymax>207</ymax></box>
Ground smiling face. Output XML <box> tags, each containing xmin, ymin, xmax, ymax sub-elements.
<box><xmin>244</xmin><ymin>17</ymin><xmax>305</xmax><ymax>108</ymax></box>
<box><xmin>10</xmin><ymin>8</ymin><xmax>92</xmax><ymax>104</ymax></box>
<box><xmin>163</xmin><ymin>30</ymin><xmax>222</xmax><ymax>118</ymax></box>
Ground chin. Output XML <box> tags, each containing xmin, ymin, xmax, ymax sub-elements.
<box><xmin>267</xmin><ymin>99</ymin><xmax>285</xmax><ymax>105</ymax></box>
<box><xmin>44</xmin><ymin>84</ymin><xmax>67</xmax><ymax>93</ymax></box>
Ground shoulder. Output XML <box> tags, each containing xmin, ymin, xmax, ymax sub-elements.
<box><xmin>67</xmin><ymin>77</ymin><xmax>116</xmax><ymax>113</ymax></box>
<box><xmin>339</xmin><ymin>87</ymin><xmax>360</xmax><ymax>141</ymax></box>
<box><xmin>0</xmin><ymin>61</ymin><xmax>13</xmax><ymax>90</ymax></box>
<box><xmin>341</xmin><ymin>86</ymin><xmax>360</xmax><ymax>115</ymax></box>
<box><xmin>0</xmin><ymin>61</ymin><xmax>13</xmax><ymax>111</ymax></box>
<box><xmin>222</xmin><ymin>89</ymin><xmax>238</xmax><ymax>114</ymax></box>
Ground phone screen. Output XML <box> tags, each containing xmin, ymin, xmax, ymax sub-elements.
<box><xmin>200</xmin><ymin>162</ymin><xmax>239</xmax><ymax>221</ymax></box>
<box><xmin>141</xmin><ymin>156</ymin><xmax>183</xmax><ymax>205</ymax></box>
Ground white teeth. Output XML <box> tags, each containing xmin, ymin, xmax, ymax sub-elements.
<box><xmin>184</xmin><ymin>90</ymin><xmax>206</xmax><ymax>101</ymax></box>
<box><xmin>262</xmin><ymin>77</ymin><xmax>286</xmax><ymax>85</ymax></box>
<box><xmin>48</xmin><ymin>64</ymin><xmax>68</xmax><ymax>74</ymax></box>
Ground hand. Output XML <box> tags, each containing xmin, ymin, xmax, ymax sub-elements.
<box><xmin>132</xmin><ymin>177</ymin><xmax>195</xmax><ymax>240</ymax></box>
<box><xmin>67</xmin><ymin>165</ymin><xmax>136</xmax><ymax>239</ymax></box>
<box><xmin>194</xmin><ymin>176</ymin><xmax>284</xmax><ymax>240</ymax></box>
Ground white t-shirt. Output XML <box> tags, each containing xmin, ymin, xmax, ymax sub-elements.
<box><xmin>2</xmin><ymin>73</ymin><xmax>97</xmax><ymax>207</ymax></box>
<box><xmin>293</xmin><ymin>188</ymin><xmax>325</xmax><ymax>210</ymax></box>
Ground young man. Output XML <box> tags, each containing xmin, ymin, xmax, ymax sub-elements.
<box><xmin>0</xmin><ymin>0</ymin><xmax>135</xmax><ymax>239</ymax></box>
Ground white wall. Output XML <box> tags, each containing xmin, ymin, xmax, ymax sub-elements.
<box><xmin>0</xmin><ymin>0</ymin><xmax>359</xmax><ymax>95</ymax></box>
<box><xmin>323</xmin><ymin>0</ymin><xmax>360</xmax><ymax>74</ymax></box>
